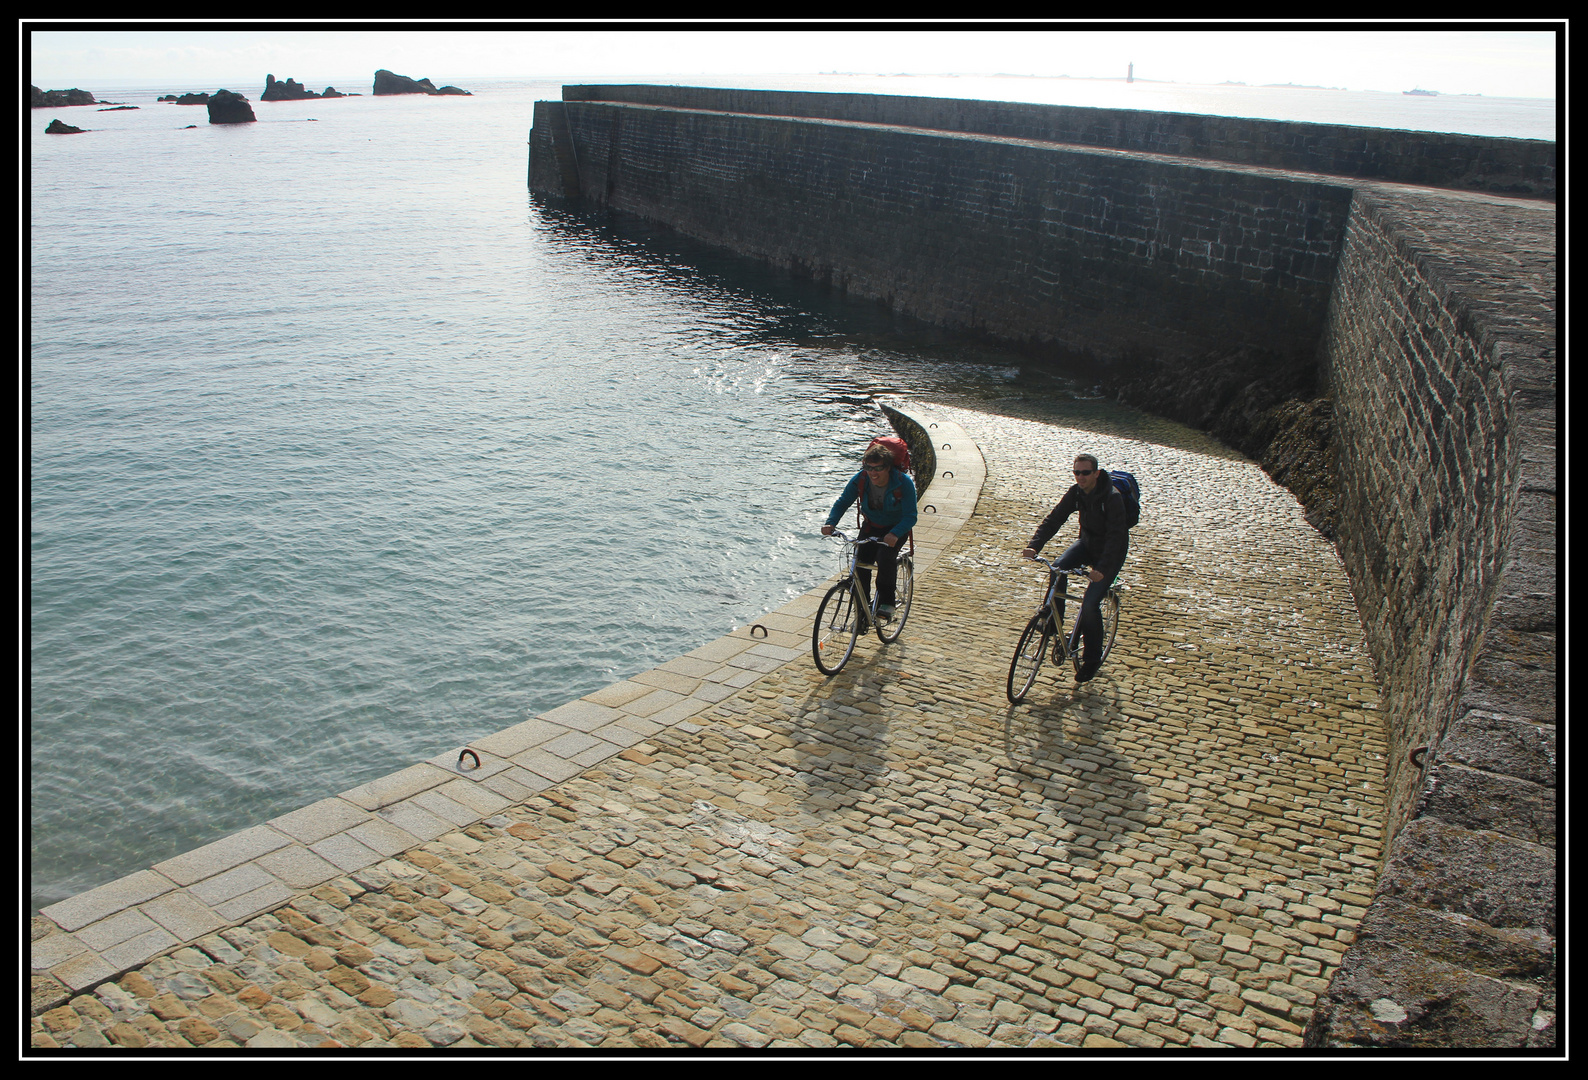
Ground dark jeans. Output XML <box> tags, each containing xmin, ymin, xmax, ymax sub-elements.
<box><xmin>1054</xmin><ymin>538</ymin><xmax>1122</xmax><ymax>662</ymax></box>
<box><xmin>856</xmin><ymin>522</ymin><xmax>900</xmax><ymax>608</ymax></box>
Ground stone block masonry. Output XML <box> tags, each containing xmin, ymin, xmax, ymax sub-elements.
<box><xmin>562</xmin><ymin>85</ymin><xmax>1555</xmax><ymax>201</ymax></box>
<box><xmin>529</xmin><ymin>87</ymin><xmax>1556</xmax><ymax>1048</ymax></box>
<box><xmin>534</xmin><ymin>99</ymin><xmax>1352</xmax><ymax>372</ymax></box>
<box><xmin>1306</xmin><ymin>186</ymin><xmax>1556</xmax><ymax>1048</ymax></box>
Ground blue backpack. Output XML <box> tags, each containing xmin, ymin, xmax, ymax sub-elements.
<box><xmin>1108</xmin><ymin>470</ymin><xmax>1141</xmax><ymax>529</ymax></box>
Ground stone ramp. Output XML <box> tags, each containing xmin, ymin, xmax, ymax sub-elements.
<box><xmin>31</xmin><ymin>402</ymin><xmax>1388</xmax><ymax>1050</ymax></box>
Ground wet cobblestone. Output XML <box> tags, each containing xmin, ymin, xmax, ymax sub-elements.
<box><xmin>31</xmin><ymin>401</ymin><xmax>1385</xmax><ymax>1050</ymax></box>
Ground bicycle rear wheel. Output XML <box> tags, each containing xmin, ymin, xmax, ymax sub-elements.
<box><xmin>1097</xmin><ymin>590</ymin><xmax>1121</xmax><ymax>664</ymax></box>
<box><xmin>1006</xmin><ymin>614</ymin><xmax>1051</xmax><ymax>703</ymax></box>
<box><xmin>813</xmin><ymin>579</ymin><xmax>863</xmax><ymax>675</ymax></box>
<box><xmin>877</xmin><ymin>555</ymin><xmax>914</xmax><ymax>643</ymax></box>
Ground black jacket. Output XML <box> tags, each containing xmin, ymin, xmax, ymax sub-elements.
<box><xmin>1027</xmin><ymin>471</ymin><xmax>1129</xmax><ymax>579</ymax></box>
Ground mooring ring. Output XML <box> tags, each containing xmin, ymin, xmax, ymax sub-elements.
<box><xmin>750</xmin><ymin>624</ymin><xmax>768</xmax><ymax>638</ymax></box>
<box><xmin>942</xmin><ymin>443</ymin><xmax>951</xmax><ymax>450</ymax></box>
<box><xmin>1409</xmin><ymin>746</ymin><xmax>1428</xmax><ymax>769</ymax></box>
<box><xmin>942</xmin><ymin>470</ymin><xmax>954</xmax><ymax>479</ymax></box>
<box><xmin>459</xmin><ymin>748</ymin><xmax>481</xmax><ymax>771</ymax></box>
<box><xmin>924</xmin><ymin>505</ymin><xmax>937</xmax><ymax>514</ymax></box>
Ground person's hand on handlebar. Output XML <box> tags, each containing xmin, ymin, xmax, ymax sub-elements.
<box><xmin>882</xmin><ymin>533</ymin><xmax>899</xmax><ymax>548</ymax></box>
<box><xmin>821</xmin><ymin>525</ymin><xmax>835</xmax><ymax>536</ymax></box>
<box><xmin>1021</xmin><ymin>547</ymin><xmax>1037</xmax><ymax>560</ymax></box>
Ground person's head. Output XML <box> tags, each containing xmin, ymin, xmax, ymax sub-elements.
<box><xmin>862</xmin><ymin>446</ymin><xmax>893</xmax><ymax>480</ymax></box>
<box><xmin>1073</xmin><ymin>453</ymin><xmax>1101</xmax><ymax>492</ymax></box>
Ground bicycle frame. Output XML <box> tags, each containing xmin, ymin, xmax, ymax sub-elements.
<box><xmin>831</xmin><ymin>528</ymin><xmax>910</xmax><ymax>614</ymax></box>
<box><xmin>812</xmin><ymin>527</ymin><xmax>914</xmax><ymax>674</ymax></box>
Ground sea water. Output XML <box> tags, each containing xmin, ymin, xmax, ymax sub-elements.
<box><xmin>29</xmin><ymin>74</ymin><xmax>1553</xmax><ymax>913</ymax></box>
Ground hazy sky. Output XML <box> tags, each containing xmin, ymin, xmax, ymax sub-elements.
<box><xmin>25</xmin><ymin>23</ymin><xmax>1562</xmax><ymax>100</ymax></box>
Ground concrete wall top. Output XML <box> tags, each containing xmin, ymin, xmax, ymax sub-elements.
<box><xmin>562</xmin><ymin>84</ymin><xmax>1556</xmax><ymax>201</ymax></box>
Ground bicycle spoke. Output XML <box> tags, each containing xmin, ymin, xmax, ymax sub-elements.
<box><xmin>1099</xmin><ymin>591</ymin><xmax>1121</xmax><ymax>663</ymax></box>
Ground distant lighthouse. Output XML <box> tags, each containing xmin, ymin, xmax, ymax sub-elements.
<box><xmin>1128</xmin><ymin>62</ymin><xmax>1134</xmax><ymax>83</ymax></box>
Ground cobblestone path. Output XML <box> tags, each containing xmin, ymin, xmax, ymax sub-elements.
<box><xmin>31</xmin><ymin>400</ymin><xmax>1387</xmax><ymax>1051</ymax></box>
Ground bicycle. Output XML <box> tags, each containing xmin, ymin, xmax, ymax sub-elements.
<box><xmin>1006</xmin><ymin>554</ymin><xmax>1122</xmax><ymax>703</ymax></box>
<box><xmin>812</xmin><ymin>528</ymin><xmax>915</xmax><ymax>675</ymax></box>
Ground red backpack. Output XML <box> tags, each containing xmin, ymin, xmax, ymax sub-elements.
<box><xmin>866</xmin><ymin>435</ymin><xmax>911</xmax><ymax>472</ymax></box>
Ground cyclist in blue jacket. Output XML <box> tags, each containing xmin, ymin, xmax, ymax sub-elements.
<box><xmin>1021</xmin><ymin>453</ymin><xmax>1129</xmax><ymax>682</ymax></box>
<box><xmin>821</xmin><ymin>444</ymin><xmax>918</xmax><ymax>622</ymax></box>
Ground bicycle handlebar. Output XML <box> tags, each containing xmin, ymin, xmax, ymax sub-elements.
<box><xmin>825</xmin><ymin>528</ymin><xmax>888</xmax><ymax>546</ymax></box>
<box><xmin>1021</xmin><ymin>552</ymin><xmax>1096</xmax><ymax>576</ymax></box>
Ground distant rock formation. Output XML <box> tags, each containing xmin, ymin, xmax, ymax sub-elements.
<box><xmin>374</xmin><ymin>69</ymin><xmax>436</xmax><ymax>95</ymax></box>
<box><xmin>373</xmin><ymin>69</ymin><xmax>470</xmax><ymax>96</ymax></box>
<box><xmin>320</xmin><ymin>87</ymin><xmax>349</xmax><ymax>98</ymax></box>
<box><xmin>261</xmin><ymin>75</ymin><xmax>319</xmax><ymax>101</ymax></box>
<box><xmin>206</xmin><ymin>89</ymin><xmax>256</xmax><ymax>125</ymax></box>
<box><xmin>97</xmin><ymin>105</ymin><xmax>139</xmax><ymax>111</ymax></box>
<box><xmin>31</xmin><ymin>86</ymin><xmax>97</xmax><ymax>108</ymax></box>
<box><xmin>45</xmin><ymin>119</ymin><xmax>86</xmax><ymax>134</ymax></box>
<box><xmin>159</xmin><ymin>92</ymin><xmax>213</xmax><ymax>105</ymax></box>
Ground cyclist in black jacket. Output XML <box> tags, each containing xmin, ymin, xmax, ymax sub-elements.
<box><xmin>1020</xmin><ymin>453</ymin><xmax>1129</xmax><ymax>682</ymax></box>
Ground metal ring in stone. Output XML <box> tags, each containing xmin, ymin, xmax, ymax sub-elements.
<box><xmin>942</xmin><ymin>443</ymin><xmax>951</xmax><ymax>450</ymax></box>
<box><xmin>459</xmin><ymin>748</ymin><xmax>481</xmax><ymax>770</ymax></box>
<box><xmin>943</xmin><ymin>471</ymin><xmax>953</xmax><ymax>478</ymax></box>
<box><xmin>925</xmin><ymin>505</ymin><xmax>936</xmax><ymax>513</ymax></box>
<box><xmin>750</xmin><ymin>624</ymin><xmax>768</xmax><ymax>638</ymax></box>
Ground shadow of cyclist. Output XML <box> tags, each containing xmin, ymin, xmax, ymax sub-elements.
<box><xmin>997</xmin><ymin>675</ymin><xmax>1152</xmax><ymax>873</ymax></box>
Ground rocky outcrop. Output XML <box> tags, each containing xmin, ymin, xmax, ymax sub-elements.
<box><xmin>45</xmin><ymin>119</ymin><xmax>86</xmax><ymax>134</ymax></box>
<box><xmin>31</xmin><ymin>86</ymin><xmax>97</xmax><ymax>108</ymax></box>
<box><xmin>374</xmin><ymin>68</ymin><xmax>436</xmax><ymax>95</ymax></box>
<box><xmin>206</xmin><ymin>89</ymin><xmax>256</xmax><ymax>125</ymax></box>
<box><xmin>320</xmin><ymin>87</ymin><xmax>349</xmax><ymax>98</ymax></box>
<box><xmin>97</xmin><ymin>105</ymin><xmax>139</xmax><ymax>111</ymax></box>
<box><xmin>373</xmin><ymin>69</ymin><xmax>470</xmax><ymax>96</ymax></box>
<box><xmin>159</xmin><ymin>92</ymin><xmax>212</xmax><ymax>105</ymax></box>
<box><xmin>260</xmin><ymin>74</ymin><xmax>320</xmax><ymax>101</ymax></box>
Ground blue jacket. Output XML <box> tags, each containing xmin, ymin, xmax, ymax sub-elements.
<box><xmin>825</xmin><ymin>469</ymin><xmax>918</xmax><ymax>540</ymax></box>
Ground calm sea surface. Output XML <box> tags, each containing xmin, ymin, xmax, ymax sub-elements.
<box><xmin>29</xmin><ymin>74</ymin><xmax>1553</xmax><ymax>912</ymax></box>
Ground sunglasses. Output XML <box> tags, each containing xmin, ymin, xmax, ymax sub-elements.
<box><xmin>863</xmin><ymin>464</ymin><xmax>889</xmax><ymax>472</ymax></box>
<box><xmin>1073</xmin><ymin>468</ymin><xmax>1095</xmax><ymax>476</ymax></box>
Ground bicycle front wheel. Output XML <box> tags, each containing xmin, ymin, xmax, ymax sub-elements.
<box><xmin>1006</xmin><ymin>614</ymin><xmax>1051</xmax><ymax>703</ymax></box>
<box><xmin>877</xmin><ymin>555</ymin><xmax>914</xmax><ymax>643</ymax></box>
<box><xmin>814</xmin><ymin>580</ymin><xmax>863</xmax><ymax>675</ymax></box>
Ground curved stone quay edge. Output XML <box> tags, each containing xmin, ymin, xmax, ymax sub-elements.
<box><xmin>31</xmin><ymin>402</ymin><xmax>1388</xmax><ymax>1051</ymax></box>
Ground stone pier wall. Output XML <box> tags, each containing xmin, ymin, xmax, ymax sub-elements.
<box><xmin>532</xmin><ymin>98</ymin><xmax>1352</xmax><ymax>374</ymax></box>
<box><xmin>560</xmin><ymin>85</ymin><xmax>1556</xmax><ymax>200</ymax></box>
<box><xmin>528</xmin><ymin>87</ymin><xmax>1557</xmax><ymax>1047</ymax></box>
<box><xmin>1303</xmin><ymin>187</ymin><xmax>1557</xmax><ymax>1047</ymax></box>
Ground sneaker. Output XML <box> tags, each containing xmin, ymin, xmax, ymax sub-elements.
<box><xmin>876</xmin><ymin>604</ymin><xmax>896</xmax><ymax>621</ymax></box>
<box><xmin>1075</xmin><ymin>657</ymin><xmax>1101</xmax><ymax>683</ymax></box>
